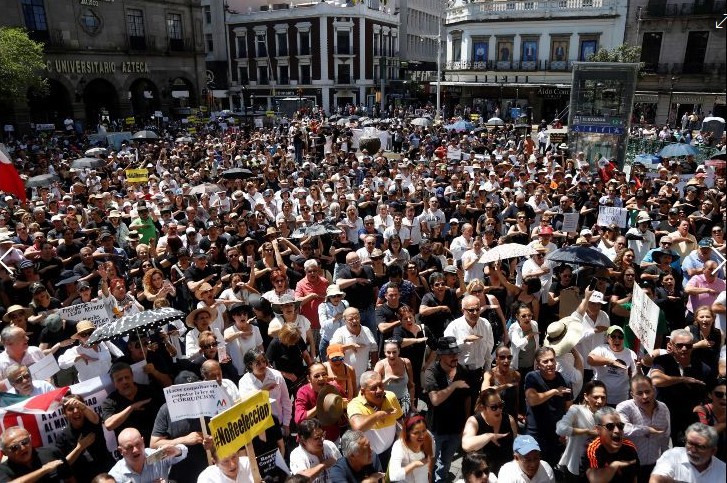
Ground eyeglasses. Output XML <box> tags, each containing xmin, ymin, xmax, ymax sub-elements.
<box><xmin>330</xmin><ymin>294</ymin><xmax>343</xmax><ymax>299</ymax></box>
<box><xmin>11</xmin><ymin>373</ymin><xmax>31</xmax><ymax>384</ymax></box>
<box><xmin>599</xmin><ymin>422</ymin><xmax>625</xmax><ymax>432</ymax></box>
<box><xmin>686</xmin><ymin>440</ymin><xmax>710</xmax><ymax>451</ymax></box>
<box><xmin>349</xmin><ymin>260</ymin><xmax>361</xmax><ymax>266</ymax></box>
<box><xmin>264</xmin><ymin>248</ymin><xmax>274</xmax><ymax>253</ymax></box>
<box><xmin>488</xmin><ymin>402</ymin><xmax>504</xmax><ymax>411</ymax></box>
<box><xmin>471</xmin><ymin>468</ymin><xmax>490</xmax><ymax>478</ymax></box>
<box><xmin>498</xmin><ymin>355</ymin><xmax>513</xmax><ymax>360</ymax></box>
<box><xmin>674</xmin><ymin>342</ymin><xmax>693</xmax><ymax>350</ymax></box>
<box><xmin>199</xmin><ymin>343</ymin><xmax>218</xmax><ymax>350</ymax></box>
<box><xmin>7</xmin><ymin>437</ymin><xmax>31</xmax><ymax>453</ymax></box>
<box><xmin>464</xmin><ymin>307</ymin><xmax>480</xmax><ymax>313</ymax></box>
<box><xmin>433</xmin><ymin>282</ymin><xmax>446</xmax><ymax>287</ymax></box>
<box><xmin>713</xmin><ymin>390</ymin><xmax>726</xmax><ymax>399</ymax></box>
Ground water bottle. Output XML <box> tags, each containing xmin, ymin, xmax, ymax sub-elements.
<box><xmin>213</xmin><ymin>327</ymin><xmax>227</xmax><ymax>360</ymax></box>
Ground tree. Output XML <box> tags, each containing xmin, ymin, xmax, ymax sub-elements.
<box><xmin>0</xmin><ymin>27</ymin><xmax>47</xmax><ymax>104</ymax></box>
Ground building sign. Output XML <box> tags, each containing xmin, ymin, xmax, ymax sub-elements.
<box><xmin>633</xmin><ymin>93</ymin><xmax>659</xmax><ymax>103</ymax></box>
<box><xmin>46</xmin><ymin>60</ymin><xmax>150</xmax><ymax>75</ymax></box>
<box><xmin>80</xmin><ymin>0</ymin><xmax>114</xmax><ymax>5</ymax></box>
<box><xmin>570</xmin><ymin>124</ymin><xmax>625</xmax><ymax>134</ymax></box>
<box><xmin>672</xmin><ymin>94</ymin><xmax>705</xmax><ymax>104</ymax></box>
<box><xmin>537</xmin><ymin>87</ymin><xmax>570</xmax><ymax>99</ymax></box>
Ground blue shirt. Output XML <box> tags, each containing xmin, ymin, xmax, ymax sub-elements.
<box><xmin>109</xmin><ymin>445</ymin><xmax>188</xmax><ymax>483</ymax></box>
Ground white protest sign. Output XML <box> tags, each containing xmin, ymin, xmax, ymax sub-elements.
<box><xmin>164</xmin><ymin>381</ymin><xmax>228</xmax><ymax>422</ymax></box>
<box><xmin>597</xmin><ymin>206</ymin><xmax>628</xmax><ymax>228</ymax></box>
<box><xmin>29</xmin><ymin>353</ymin><xmax>61</xmax><ymax>380</ymax></box>
<box><xmin>447</xmin><ymin>148</ymin><xmax>462</xmax><ymax>160</ymax></box>
<box><xmin>628</xmin><ymin>282</ymin><xmax>660</xmax><ymax>352</ymax></box>
<box><xmin>561</xmin><ymin>213</ymin><xmax>580</xmax><ymax>233</ymax></box>
<box><xmin>58</xmin><ymin>300</ymin><xmax>111</xmax><ymax>328</ymax></box>
<box><xmin>130</xmin><ymin>360</ymin><xmax>150</xmax><ymax>385</ymax></box>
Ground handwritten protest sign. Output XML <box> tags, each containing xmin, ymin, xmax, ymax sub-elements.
<box><xmin>629</xmin><ymin>283</ymin><xmax>660</xmax><ymax>353</ymax></box>
<box><xmin>58</xmin><ymin>300</ymin><xmax>110</xmax><ymax>328</ymax></box>
<box><xmin>125</xmin><ymin>169</ymin><xmax>149</xmax><ymax>183</ymax></box>
<box><xmin>561</xmin><ymin>213</ymin><xmax>580</xmax><ymax>233</ymax></box>
<box><xmin>597</xmin><ymin>206</ymin><xmax>628</xmax><ymax>228</ymax></box>
<box><xmin>163</xmin><ymin>381</ymin><xmax>228</xmax><ymax>422</ymax></box>
<box><xmin>209</xmin><ymin>390</ymin><xmax>273</xmax><ymax>460</ymax></box>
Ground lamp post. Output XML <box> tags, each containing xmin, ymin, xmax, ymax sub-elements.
<box><xmin>667</xmin><ymin>76</ymin><xmax>679</xmax><ymax>127</ymax></box>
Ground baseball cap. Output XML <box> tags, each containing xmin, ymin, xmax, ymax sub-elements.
<box><xmin>513</xmin><ymin>435</ymin><xmax>540</xmax><ymax>455</ymax></box>
<box><xmin>326</xmin><ymin>344</ymin><xmax>345</xmax><ymax>359</ymax></box>
<box><xmin>606</xmin><ymin>325</ymin><xmax>624</xmax><ymax>336</ymax></box>
<box><xmin>589</xmin><ymin>291</ymin><xmax>608</xmax><ymax>304</ymax></box>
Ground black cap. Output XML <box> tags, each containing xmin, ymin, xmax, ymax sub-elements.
<box><xmin>435</xmin><ymin>336</ymin><xmax>460</xmax><ymax>355</ymax></box>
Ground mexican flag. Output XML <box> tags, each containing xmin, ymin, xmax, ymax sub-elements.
<box><xmin>0</xmin><ymin>144</ymin><xmax>27</xmax><ymax>203</ymax></box>
<box><xmin>0</xmin><ymin>387</ymin><xmax>70</xmax><ymax>415</ymax></box>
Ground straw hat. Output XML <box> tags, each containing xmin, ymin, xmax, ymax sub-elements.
<box><xmin>2</xmin><ymin>305</ymin><xmax>33</xmax><ymax>323</ymax></box>
<box><xmin>185</xmin><ymin>307</ymin><xmax>216</xmax><ymax>328</ymax></box>
<box><xmin>271</xmin><ymin>294</ymin><xmax>302</xmax><ymax>314</ymax></box>
<box><xmin>71</xmin><ymin>320</ymin><xmax>96</xmax><ymax>340</ymax></box>
<box><xmin>316</xmin><ymin>384</ymin><xmax>344</xmax><ymax>426</ymax></box>
<box><xmin>194</xmin><ymin>282</ymin><xmax>214</xmax><ymax>300</ymax></box>
<box><xmin>543</xmin><ymin>316</ymin><xmax>583</xmax><ymax>357</ymax></box>
<box><xmin>326</xmin><ymin>285</ymin><xmax>345</xmax><ymax>299</ymax></box>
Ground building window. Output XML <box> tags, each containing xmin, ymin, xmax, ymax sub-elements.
<box><xmin>205</xmin><ymin>33</ymin><xmax>213</xmax><ymax>53</ymax></box>
<box><xmin>497</xmin><ymin>39</ymin><xmax>512</xmax><ymax>62</ymax></box>
<box><xmin>258</xmin><ymin>66</ymin><xmax>269</xmax><ymax>84</ymax></box>
<box><xmin>299</xmin><ymin>31</ymin><xmax>310</xmax><ymax>55</ymax></box>
<box><xmin>238</xmin><ymin>66</ymin><xmax>249</xmax><ymax>84</ymax></box>
<box><xmin>336</xmin><ymin>31</ymin><xmax>350</xmax><ymax>55</ymax></box>
<box><xmin>279</xmin><ymin>65</ymin><xmax>289</xmax><ymax>84</ymax></box>
<box><xmin>579</xmin><ymin>39</ymin><xmax>598</xmax><ymax>61</ymax></box>
<box><xmin>640</xmin><ymin>32</ymin><xmax>662</xmax><ymax>73</ymax></box>
<box><xmin>276</xmin><ymin>32</ymin><xmax>287</xmax><ymax>56</ymax></box>
<box><xmin>300</xmin><ymin>65</ymin><xmax>311</xmax><ymax>84</ymax></box>
<box><xmin>80</xmin><ymin>9</ymin><xmax>102</xmax><ymax>36</ymax></box>
<box><xmin>21</xmin><ymin>0</ymin><xmax>48</xmax><ymax>39</ymax></box>
<box><xmin>236</xmin><ymin>36</ymin><xmax>247</xmax><ymax>58</ymax></box>
<box><xmin>337</xmin><ymin>64</ymin><xmax>351</xmax><ymax>84</ymax></box>
<box><xmin>374</xmin><ymin>33</ymin><xmax>381</xmax><ymax>56</ymax></box>
<box><xmin>256</xmin><ymin>33</ymin><xmax>267</xmax><ymax>57</ymax></box>
<box><xmin>452</xmin><ymin>36</ymin><xmax>462</xmax><ymax>62</ymax></box>
<box><xmin>127</xmin><ymin>9</ymin><xmax>145</xmax><ymax>37</ymax></box>
<box><xmin>167</xmin><ymin>13</ymin><xmax>184</xmax><ymax>51</ymax></box>
<box><xmin>203</xmin><ymin>5</ymin><xmax>211</xmax><ymax>24</ymax></box>
<box><xmin>683</xmin><ymin>31</ymin><xmax>708</xmax><ymax>74</ymax></box>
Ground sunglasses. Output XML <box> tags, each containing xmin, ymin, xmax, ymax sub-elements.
<box><xmin>199</xmin><ymin>343</ymin><xmax>218</xmax><ymax>350</ymax></box>
<box><xmin>330</xmin><ymin>356</ymin><xmax>344</xmax><ymax>362</ymax></box>
<box><xmin>472</xmin><ymin>468</ymin><xmax>490</xmax><ymax>478</ymax></box>
<box><xmin>674</xmin><ymin>342</ymin><xmax>693</xmax><ymax>350</ymax></box>
<box><xmin>464</xmin><ymin>307</ymin><xmax>480</xmax><ymax>313</ymax></box>
<box><xmin>78</xmin><ymin>331</ymin><xmax>94</xmax><ymax>338</ymax></box>
<box><xmin>488</xmin><ymin>402</ymin><xmax>504</xmax><ymax>411</ymax></box>
<box><xmin>7</xmin><ymin>437</ymin><xmax>31</xmax><ymax>453</ymax></box>
<box><xmin>599</xmin><ymin>422</ymin><xmax>625</xmax><ymax>432</ymax></box>
<box><xmin>11</xmin><ymin>373</ymin><xmax>32</xmax><ymax>384</ymax></box>
<box><xmin>433</xmin><ymin>282</ymin><xmax>446</xmax><ymax>287</ymax></box>
<box><xmin>610</xmin><ymin>334</ymin><xmax>624</xmax><ymax>340</ymax></box>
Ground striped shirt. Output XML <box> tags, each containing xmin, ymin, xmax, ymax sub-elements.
<box><xmin>616</xmin><ymin>399</ymin><xmax>671</xmax><ymax>465</ymax></box>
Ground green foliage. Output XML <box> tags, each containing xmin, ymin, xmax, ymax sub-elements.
<box><xmin>586</xmin><ymin>43</ymin><xmax>645</xmax><ymax>77</ymax></box>
<box><xmin>0</xmin><ymin>27</ymin><xmax>48</xmax><ymax>103</ymax></box>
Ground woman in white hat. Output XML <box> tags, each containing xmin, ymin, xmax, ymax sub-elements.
<box><xmin>184</xmin><ymin>306</ymin><xmax>217</xmax><ymax>355</ymax></box>
<box><xmin>58</xmin><ymin>320</ymin><xmax>122</xmax><ymax>382</ymax></box>
<box><xmin>318</xmin><ymin>285</ymin><xmax>348</xmax><ymax>361</ymax></box>
<box><xmin>272</xmin><ymin>293</ymin><xmax>315</xmax><ymax>359</ymax></box>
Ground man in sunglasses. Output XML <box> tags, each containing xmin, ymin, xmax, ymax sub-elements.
<box><xmin>582</xmin><ymin>407</ymin><xmax>639</xmax><ymax>483</ymax></box>
<box><xmin>0</xmin><ymin>426</ymin><xmax>74</xmax><ymax>482</ymax></box>
<box><xmin>650</xmin><ymin>328</ymin><xmax>714</xmax><ymax>446</ymax></box>
<box><xmin>5</xmin><ymin>363</ymin><xmax>55</xmax><ymax>396</ymax></box>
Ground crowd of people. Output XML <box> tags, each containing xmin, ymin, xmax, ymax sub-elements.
<box><xmin>0</xmin><ymin>114</ymin><xmax>724</xmax><ymax>483</ymax></box>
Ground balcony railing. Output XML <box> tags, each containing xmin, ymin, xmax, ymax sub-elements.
<box><xmin>447</xmin><ymin>0</ymin><xmax>616</xmax><ymax>22</ymax></box>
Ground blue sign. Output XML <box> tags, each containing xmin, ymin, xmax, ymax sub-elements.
<box><xmin>570</xmin><ymin>124</ymin><xmax>625</xmax><ymax>135</ymax></box>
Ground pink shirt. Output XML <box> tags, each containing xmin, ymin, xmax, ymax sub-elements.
<box><xmin>295</xmin><ymin>276</ymin><xmax>328</xmax><ymax>329</ymax></box>
<box><xmin>686</xmin><ymin>275</ymin><xmax>726</xmax><ymax>313</ymax></box>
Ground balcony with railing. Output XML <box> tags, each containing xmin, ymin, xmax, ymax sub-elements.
<box><xmin>642</xmin><ymin>0</ymin><xmax>724</xmax><ymax>17</ymax></box>
<box><xmin>446</xmin><ymin>0</ymin><xmax>618</xmax><ymax>22</ymax></box>
<box><xmin>445</xmin><ymin>60</ymin><xmax>726</xmax><ymax>75</ymax></box>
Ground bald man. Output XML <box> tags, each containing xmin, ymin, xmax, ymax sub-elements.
<box><xmin>110</xmin><ymin>427</ymin><xmax>187</xmax><ymax>482</ymax></box>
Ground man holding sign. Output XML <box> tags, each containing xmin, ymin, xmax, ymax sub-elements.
<box><xmin>109</xmin><ymin>427</ymin><xmax>188</xmax><ymax>483</ymax></box>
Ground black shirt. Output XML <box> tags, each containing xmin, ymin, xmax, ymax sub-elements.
<box><xmin>99</xmin><ymin>383</ymin><xmax>163</xmax><ymax>445</ymax></box>
<box><xmin>419</xmin><ymin>289</ymin><xmax>460</xmax><ymax>339</ymax></box>
<box><xmin>0</xmin><ymin>446</ymin><xmax>72</xmax><ymax>483</ymax></box>
<box><xmin>524</xmin><ymin>370</ymin><xmax>571</xmax><ymax>443</ymax></box>
<box><xmin>54</xmin><ymin>418</ymin><xmax>115</xmax><ymax>483</ymax></box>
<box><xmin>151</xmin><ymin>403</ymin><xmax>209</xmax><ymax>483</ymax></box>
<box><xmin>334</xmin><ymin>265</ymin><xmax>376</xmax><ymax>310</ymax></box>
<box><xmin>581</xmin><ymin>438</ymin><xmax>640</xmax><ymax>483</ymax></box>
<box><xmin>423</xmin><ymin>361</ymin><xmax>470</xmax><ymax>435</ymax></box>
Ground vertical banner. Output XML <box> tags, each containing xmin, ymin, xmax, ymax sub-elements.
<box><xmin>628</xmin><ymin>283</ymin><xmax>660</xmax><ymax>352</ymax></box>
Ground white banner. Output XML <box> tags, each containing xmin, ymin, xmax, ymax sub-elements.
<box><xmin>163</xmin><ymin>381</ymin><xmax>228</xmax><ymax>422</ymax></box>
<box><xmin>561</xmin><ymin>213</ymin><xmax>580</xmax><ymax>233</ymax></box>
<box><xmin>597</xmin><ymin>206</ymin><xmax>628</xmax><ymax>228</ymax></box>
<box><xmin>629</xmin><ymin>283</ymin><xmax>661</xmax><ymax>352</ymax></box>
<box><xmin>447</xmin><ymin>148</ymin><xmax>462</xmax><ymax>160</ymax></box>
<box><xmin>58</xmin><ymin>300</ymin><xmax>111</xmax><ymax>328</ymax></box>
<box><xmin>28</xmin><ymin>354</ymin><xmax>61</xmax><ymax>381</ymax></box>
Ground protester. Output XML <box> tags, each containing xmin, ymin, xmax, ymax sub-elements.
<box><xmin>497</xmin><ymin>434</ymin><xmax>555</xmax><ymax>482</ymax></box>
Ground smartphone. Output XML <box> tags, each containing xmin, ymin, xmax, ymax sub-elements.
<box><xmin>588</xmin><ymin>278</ymin><xmax>598</xmax><ymax>291</ymax></box>
<box><xmin>246</xmin><ymin>255</ymin><xmax>254</xmax><ymax>268</ymax></box>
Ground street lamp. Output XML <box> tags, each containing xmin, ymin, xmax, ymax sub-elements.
<box><xmin>667</xmin><ymin>76</ymin><xmax>679</xmax><ymax>127</ymax></box>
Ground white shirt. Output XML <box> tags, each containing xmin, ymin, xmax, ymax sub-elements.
<box><xmin>196</xmin><ymin>456</ymin><xmax>254</xmax><ymax>483</ymax></box>
<box><xmin>238</xmin><ymin>367</ymin><xmax>292</xmax><ymax>426</ymax></box>
<box><xmin>224</xmin><ymin>324</ymin><xmax>263</xmax><ymax>376</ymax></box>
<box><xmin>449</xmin><ymin>235</ymin><xmax>472</xmax><ymax>262</ymax></box>
<box><xmin>0</xmin><ymin>347</ymin><xmax>45</xmax><ymax>382</ymax></box>
<box><xmin>330</xmin><ymin>325</ymin><xmax>377</xmax><ymax>381</ymax></box>
<box><xmin>651</xmin><ymin>447</ymin><xmax>726</xmax><ymax>483</ymax></box>
<box><xmin>714</xmin><ymin>290</ymin><xmax>726</xmax><ymax>334</ymax></box>
<box><xmin>497</xmin><ymin>459</ymin><xmax>554</xmax><ymax>483</ymax></box>
<box><xmin>589</xmin><ymin>345</ymin><xmax>637</xmax><ymax>405</ymax></box>
<box><xmin>218</xmin><ymin>378</ymin><xmax>241</xmax><ymax>404</ymax></box>
<box><xmin>444</xmin><ymin>316</ymin><xmax>494</xmax><ymax>370</ymax></box>
<box><xmin>58</xmin><ymin>341</ymin><xmax>121</xmax><ymax>382</ymax></box>
<box><xmin>461</xmin><ymin>248</ymin><xmax>486</xmax><ymax>283</ymax></box>
<box><xmin>626</xmin><ymin>227</ymin><xmax>656</xmax><ymax>264</ymax></box>
<box><xmin>388</xmin><ymin>438</ymin><xmax>431</xmax><ymax>483</ymax></box>
<box><xmin>289</xmin><ymin>440</ymin><xmax>341</xmax><ymax>483</ymax></box>
<box><xmin>572</xmin><ymin>310</ymin><xmax>610</xmax><ymax>371</ymax></box>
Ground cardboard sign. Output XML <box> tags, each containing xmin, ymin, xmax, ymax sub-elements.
<box><xmin>629</xmin><ymin>283</ymin><xmax>660</xmax><ymax>352</ymax></box>
<box><xmin>209</xmin><ymin>390</ymin><xmax>273</xmax><ymax>460</ymax></box>
<box><xmin>561</xmin><ymin>212</ymin><xmax>580</xmax><ymax>233</ymax></box>
<box><xmin>163</xmin><ymin>381</ymin><xmax>228</xmax><ymax>422</ymax></box>
<box><xmin>125</xmin><ymin>168</ymin><xmax>149</xmax><ymax>184</ymax></box>
<box><xmin>597</xmin><ymin>206</ymin><xmax>628</xmax><ymax>228</ymax></box>
<box><xmin>558</xmin><ymin>288</ymin><xmax>581</xmax><ymax>319</ymax></box>
<box><xmin>58</xmin><ymin>300</ymin><xmax>111</xmax><ymax>328</ymax></box>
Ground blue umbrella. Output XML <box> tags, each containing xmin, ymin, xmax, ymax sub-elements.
<box><xmin>445</xmin><ymin>120</ymin><xmax>474</xmax><ymax>132</ymax></box>
<box><xmin>658</xmin><ymin>143</ymin><xmax>698</xmax><ymax>158</ymax></box>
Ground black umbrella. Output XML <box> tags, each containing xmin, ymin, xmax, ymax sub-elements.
<box><xmin>71</xmin><ymin>157</ymin><xmax>106</xmax><ymax>169</ymax></box>
<box><xmin>545</xmin><ymin>246</ymin><xmax>616</xmax><ymax>269</ymax></box>
<box><xmin>26</xmin><ymin>173</ymin><xmax>60</xmax><ymax>188</ymax></box>
<box><xmin>221</xmin><ymin>168</ymin><xmax>254</xmax><ymax>180</ymax></box>
<box><xmin>87</xmin><ymin>308</ymin><xmax>185</xmax><ymax>347</ymax></box>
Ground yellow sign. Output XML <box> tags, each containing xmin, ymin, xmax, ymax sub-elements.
<box><xmin>209</xmin><ymin>390</ymin><xmax>273</xmax><ymax>460</ymax></box>
<box><xmin>125</xmin><ymin>169</ymin><xmax>149</xmax><ymax>183</ymax></box>
<box><xmin>266</xmin><ymin>110</ymin><xmax>275</xmax><ymax>117</ymax></box>
<box><xmin>187</xmin><ymin>127</ymin><xmax>197</xmax><ymax>134</ymax></box>
<box><xmin>125</xmin><ymin>117</ymin><xmax>135</xmax><ymax>125</ymax></box>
